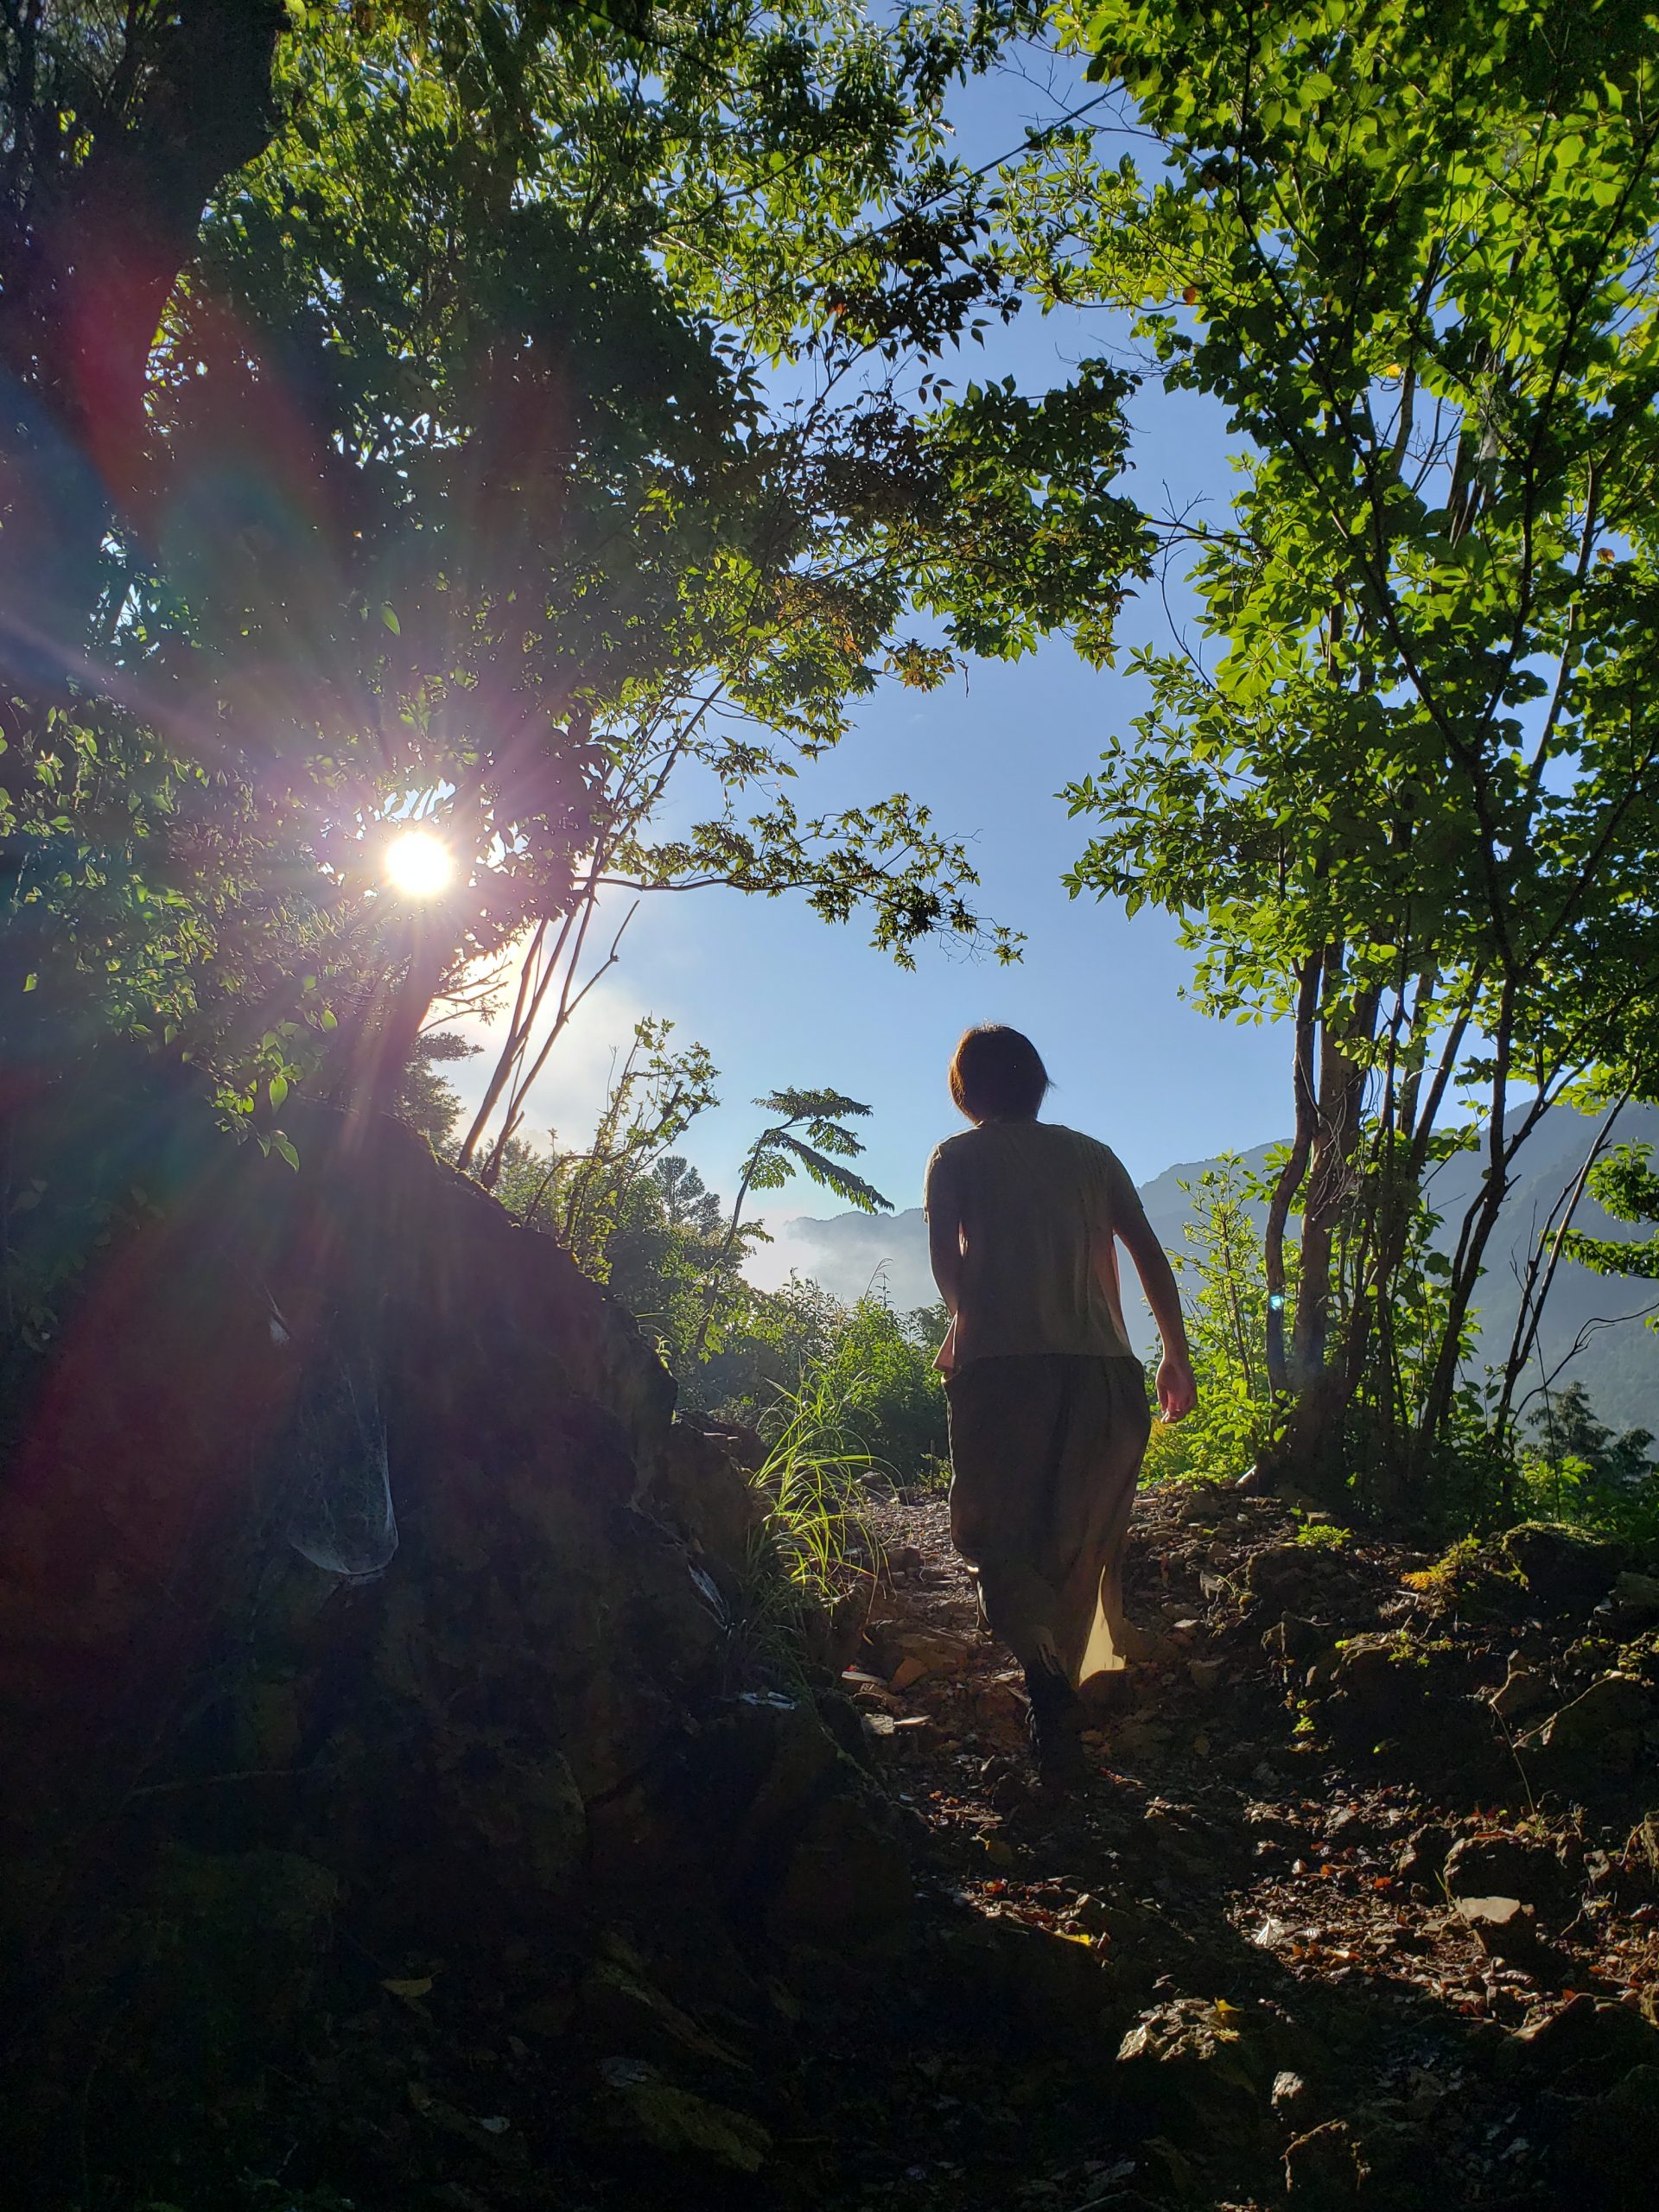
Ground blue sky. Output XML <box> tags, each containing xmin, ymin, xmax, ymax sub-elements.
<box><xmin>446</xmin><ymin>41</ymin><xmax>1294</xmax><ymax>1239</ymax></box>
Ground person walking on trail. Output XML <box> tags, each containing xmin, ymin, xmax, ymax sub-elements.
<box><xmin>925</xmin><ymin>1024</ymin><xmax>1197</xmax><ymax>1789</ymax></box>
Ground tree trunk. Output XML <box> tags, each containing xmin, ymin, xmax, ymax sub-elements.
<box><xmin>690</xmin><ymin>1150</ymin><xmax>767</xmax><ymax>1362</ymax></box>
<box><xmin>1491</xmin><ymin>1093</ymin><xmax>1629</xmax><ymax>1459</ymax></box>
<box><xmin>1280</xmin><ymin>951</ymin><xmax>1375</xmax><ymax>1488</ymax></box>
<box><xmin>364</xmin><ymin>920</ymin><xmax>454</xmax><ymax>1119</ymax></box>
<box><xmin>1290</xmin><ymin>954</ymin><xmax>1370</xmax><ymax>1384</ymax></box>
<box><xmin>1413</xmin><ymin>983</ymin><xmax>1527</xmax><ymax>1466</ymax></box>
<box><xmin>1264</xmin><ymin>950</ymin><xmax>1320</xmax><ymax>1396</ymax></box>
<box><xmin>454</xmin><ymin>920</ymin><xmax>551</xmax><ymax>1175</ymax></box>
<box><xmin>0</xmin><ymin>3</ymin><xmax>290</xmax><ymax>651</ymax></box>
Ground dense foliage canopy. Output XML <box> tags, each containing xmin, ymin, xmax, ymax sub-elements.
<box><xmin>1002</xmin><ymin>0</ymin><xmax>1659</xmax><ymax>1499</ymax></box>
<box><xmin>4</xmin><ymin>0</ymin><xmax>1657</xmax><ymax>1516</ymax></box>
<box><xmin>0</xmin><ymin>0</ymin><xmax>1147</xmax><ymax>1148</ymax></box>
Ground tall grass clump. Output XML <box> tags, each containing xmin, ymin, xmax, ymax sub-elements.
<box><xmin>730</xmin><ymin>1368</ymin><xmax>886</xmax><ymax>1685</ymax></box>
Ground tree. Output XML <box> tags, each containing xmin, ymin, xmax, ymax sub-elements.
<box><xmin>1</xmin><ymin>3</ymin><xmax>1152</xmax><ymax>1170</ymax></box>
<box><xmin>652</xmin><ymin>1155</ymin><xmax>723</xmax><ymax>1241</ymax></box>
<box><xmin>1013</xmin><ymin>0</ymin><xmax>1659</xmax><ymax>1497</ymax></box>
<box><xmin>392</xmin><ymin>1031</ymin><xmax>479</xmax><ymax>1155</ymax></box>
<box><xmin>1139</xmin><ymin>1158</ymin><xmax>1281</xmax><ymax>1486</ymax></box>
<box><xmin>490</xmin><ymin>1016</ymin><xmax>719</xmax><ymax>1268</ymax></box>
<box><xmin>1529</xmin><ymin>1381</ymin><xmax>1654</xmax><ymax>1485</ymax></box>
<box><xmin>1561</xmin><ymin>1144</ymin><xmax>1659</xmax><ymax>1289</ymax></box>
<box><xmin>691</xmin><ymin>1088</ymin><xmax>890</xmax><ymax>1355</ymax></box>
<box><xmin>0</xmin><ymin>0</ymin><xmax>293</xmax><ymax>627</ymax></box>
<box><xmin>692</xmin><ymin>1272</ymin><xmax>847</xmax><ymax>1424</ymax></box>
<box><xmin>819</xmin><ymin>1294</ymin><xmax>948</xmax><ymax>1479</ymax></box>
<box><xmin>1523</xmin><ymin>1378</ymin><xmax>1655</xmax><ymax>1524</ymax></box>
<box><xmin>479</xmin><ymin>1057</ymin><xmax>894</xmax><ymax>1394</ymax></box>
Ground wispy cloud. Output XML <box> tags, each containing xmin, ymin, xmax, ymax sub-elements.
<box><xmin>745</xmin><ymin>1204</ymin><xmax>933</xmax><ymax>1309</ymax></box>
<box><xmin>438</xmin><ymin>944</ymin><xmax>654</xmax><ymax>1158</ymax></box>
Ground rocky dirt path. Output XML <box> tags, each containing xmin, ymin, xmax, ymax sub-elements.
<box><xmin>68</xmin><ymin>1480</ymin><xmax>1657</xmax><ymax>2212</ymax></box>
<box><xmin>818</xmin><ymin>1480</ymin><xmax>1659</xmax><ymax>2212</ymax></box>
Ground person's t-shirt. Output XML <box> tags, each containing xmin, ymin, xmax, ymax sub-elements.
<box><xmin>924</xmin><ymin>1120</ymin><xmax>1138</xmax><ymax>1371</ymax></box>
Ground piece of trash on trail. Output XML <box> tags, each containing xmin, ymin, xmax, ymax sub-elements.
<box><xmin>382</xmin><ymin>1977</ymin><xmax>434</xmax><ymax>2000</ymax></box>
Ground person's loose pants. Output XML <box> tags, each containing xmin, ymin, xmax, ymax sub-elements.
<box><xmin>944</xmin><ymin>1353</ymin><xmax>1152</xmax><ymax>1684</ymax></box>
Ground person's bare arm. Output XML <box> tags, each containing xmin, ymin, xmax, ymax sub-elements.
<box><xmin>1103</xmin><ymin>1160</ymin><xmax>1197</xmax><ymax>1421</ymax></box>
<box><xmin>928</xmin><ymin>1206</ymin><xmax>964</xmax><ymax>1316</ymax></box>
<box><xmin>925</xmin><ymin>1154</ymin><xmax>964</xmax><ymax>1374</ymax></box>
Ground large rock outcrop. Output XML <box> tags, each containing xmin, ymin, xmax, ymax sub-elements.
<box><xmin>0</xmin><ymin>1086</ymin><xmax>903</xmax><ymax>2196</ymax></box>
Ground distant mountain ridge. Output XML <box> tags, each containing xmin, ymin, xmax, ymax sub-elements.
<box><xmin>772</xmin><ymin>1105</ymin><xmax>1659</xmax><ymax>1434</ymax></box>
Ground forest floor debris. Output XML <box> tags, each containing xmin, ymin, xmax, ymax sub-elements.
<box><xmin>814</xmin><ymin>1479</ymin><xmax>1659</xmax><ymax>2212</ymax></box>
<box><xmin>40</xmin><ymin>1481</ymin><xmax>1659</xmax><ymax>2212</ymax></box>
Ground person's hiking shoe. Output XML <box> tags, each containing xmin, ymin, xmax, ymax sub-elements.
<box><xmin>1024</xmin><ymin>1667</ymin><xmax>1087</xmax><ymax>1792</ymax></box>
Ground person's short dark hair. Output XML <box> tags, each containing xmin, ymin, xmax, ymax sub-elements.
<box><xmin>949</xmin><ymin>1025</ymin><xmax>1052</xmax><ymax>1122</ymax></box>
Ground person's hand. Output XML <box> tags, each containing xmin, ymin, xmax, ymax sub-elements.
<box><xmin>1156</xmin><ymin>1351</ymin><xmax>1198</xmax><ymax>1423</ymax></box>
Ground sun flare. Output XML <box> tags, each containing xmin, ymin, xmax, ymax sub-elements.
<box><xmin>384</xmin><ymin>829</ymin><xmax>454</xmax><ymax>899</ymax></box>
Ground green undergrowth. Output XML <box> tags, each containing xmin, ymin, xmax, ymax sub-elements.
<box><xmin>1293</xmin><ymin>1516</ymin><xmax>1352</xmax><ymax>1550</ymax></box>
<box><xmin>1400</xmin><ymin>1535</ymin><xmax>1505</xmax><ymax>1604</ymax></box>
<box><xmin>728</xmin><ymin>1371</ymin><xmax>884</xmax><ymax>1685</ymax></box>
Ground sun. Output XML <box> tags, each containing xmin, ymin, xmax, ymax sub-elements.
<box><xmin>384</xmin><ymin>828</ymin><xmax>454</xmax><ymax>899</ymax></box>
